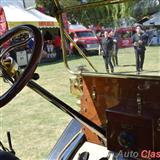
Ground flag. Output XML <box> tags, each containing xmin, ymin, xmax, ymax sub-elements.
<box><xmin>0</xmin><ymin>6</ymin><xmax>8</xmax><ymax>36</ymax></box>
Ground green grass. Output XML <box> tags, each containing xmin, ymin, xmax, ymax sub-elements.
<box><xmin>0</xmin><ymin>46</ymin><xmax>160</xmax><ymax>160</ymax></box>
<box><xmin>0</xmin><ymin>62</ymin><xmax>78</xmax><ymax>160</ymax></box>
<box><xmin>68</xmin><ymin>46</ymin><xmax>160</xmax><ymax>75</ymax></box>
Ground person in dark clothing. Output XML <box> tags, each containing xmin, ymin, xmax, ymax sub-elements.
<box><xmin>44</xmin><ymin>31</ymin><xmax>53</xmax><ymax>54</ymax></box>
<box><xmin>132</xmin><ymin>25</ymin><xmax>147</xmax><ymax>74</ymax></box>
<box><xmin>101</xmin><ymin>30</ymin><xmax>114</xmax><ymax>73</ymax></box>
<box><xmin>112</xmin><ymin>31</ymin><xmax>119</xmax><ymax>66</ymax></box>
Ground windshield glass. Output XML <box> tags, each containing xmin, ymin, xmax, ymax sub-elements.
<box><xmin>75</xmin><ymin>31</ymin><xmax>95</xmax><ymax>37</ymax></box>
<box><xmin>57</xmin><ymin>0</ymin><xmax>160</xmax><ymax>77</ymax></box>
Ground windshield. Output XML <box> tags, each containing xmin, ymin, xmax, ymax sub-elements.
<box><xmin>75</xmin><ymin>31</ymin><xmax>95</xmax><ymax>37</ymax></box>
<box><xmin>53</xmin><ymin>0</ymin><xmax>160</xmax><ymax>77</ymax></box>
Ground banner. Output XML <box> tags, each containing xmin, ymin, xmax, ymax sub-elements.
<box><xmin>0</xmin><ymin>6</ymin><xmax>8</xmax><ymax>36</ymax></box>
<box><xmin>7</xmin><ymin>21</ymin><xmax>59</xmax><ymax>28</ymax></box>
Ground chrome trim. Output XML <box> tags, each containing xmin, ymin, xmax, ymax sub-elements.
<box><xmin>48</xmin><ymin>119</ymin><xmax>85</xmax><ymax>160</ymax></box>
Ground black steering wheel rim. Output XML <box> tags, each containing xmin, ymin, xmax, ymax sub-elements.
<box><xmin>0</xmin><ymin>24</ymin><xmax>42</xmax><ymax>108</ymax></box>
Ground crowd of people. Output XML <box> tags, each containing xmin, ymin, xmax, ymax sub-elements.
<box><xmin>6</xmin><ymin>26</ymin><xmax>149</xmax><ymax>74</ymax></box>
<box><xmin>100</xmin><ymin>25</ymin><xmax>148</xmax><ymax>74</ymax></box>
<box><xmin>43</xmin><ymin>31</ymin><xmax>62</xmax><ymax>60</ymax></box>
<box><xmin>42</xmin><ymin>26</ymin><xmax>149</xmax><ymax>75</ymax></box>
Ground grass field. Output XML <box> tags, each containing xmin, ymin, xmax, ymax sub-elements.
<box><xmin>0</xmin><ymin>46</ymin><xmax>160</xmax><ymax>160</ymax></box>
<box><xmin>69</xmin><ymin>46</ymin><xmax>160</xmax><ymax>76</ymax></box>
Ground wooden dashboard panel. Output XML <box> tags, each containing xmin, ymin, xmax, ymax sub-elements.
<box><xmin>80</xmin><ymin>75</ymin><xmax>160</xmax><ymax>147</ymax></box>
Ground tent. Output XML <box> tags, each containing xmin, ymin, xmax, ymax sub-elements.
<box><xmin>0</xmin><ymin>0</ymin><xmax>59</xmax><ymax>28</ymax></box>
<box><xmin>143</xmin><ymin>12</ymin><xmax>160</xmax><ymax>26</ymax></box>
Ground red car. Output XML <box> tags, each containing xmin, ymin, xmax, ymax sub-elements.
<box><xmin>117</xmin><ymin>27</ymin><xmax>136</xmax><ymax>48</ymax></box>
<box><xmin>69</xmin><ymin>25</ymin><xmax>100</xmax><ymax>54</ymax></box>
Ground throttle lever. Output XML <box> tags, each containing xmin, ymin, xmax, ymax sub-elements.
<box><xmin>7</xmin><ymin>131</ymin><xmax>15</xmax><ymax>155</ymax></box>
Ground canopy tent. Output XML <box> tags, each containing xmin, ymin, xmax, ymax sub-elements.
<box><xmin>0</xmin><ymin>0</ymin><xmax>59</xmax><ymax>28</ymax></box>
<box><xmin>143</xmin><ymin>12</ymin><xmax>160</xmax><ymax>26</ymax></box>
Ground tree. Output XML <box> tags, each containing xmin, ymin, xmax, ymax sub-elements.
<box><xmin>36</xmin><ymin>0</ymin><xmax>80</xmax><ymax>16</ymax></box>
<box><xmin>67</xmin><ymin>1</ymin><xmax>137</xmax><ymax>27</ymax></box>
<box><xmin>132</xmin><ymin>0</ymin><xmax>160</xmax><ymax>19</ymax></box>
<box><xmin>36</xmin><ymin>0</ymin><xmax>160</xmax><ymax>27</ymax></box>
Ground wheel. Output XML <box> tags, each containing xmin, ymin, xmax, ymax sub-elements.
<box><xmin>0</xmin><ymin>24</ymin><xmax>42</xmax><ymax>108</ymax></box>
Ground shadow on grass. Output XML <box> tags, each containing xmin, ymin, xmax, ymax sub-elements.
<box><xmin>142</xmin><ymin>70</ymin><xmax>160</xmax><ymax>73</ymax></box>
<box><xmin>38</xmin><ymin>55</ymin><xmax>82</xmax><ymax>67</ymax></box>
<box><xmin>114</xmin><ymin>69</ymin><xmax>160</xmax><ymax>75</ymax></box>
<box><xmin>114</xmin><ymin>71</ymin><xmax>136</xmax><ymax>74</ymax></box>
<box><xmin>118</xmin><ymin>64</ymin><xmax>136</xmax><ymax>67</ymax></box>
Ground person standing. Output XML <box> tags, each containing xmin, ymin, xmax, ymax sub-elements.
<box><xmin>132</xmin><ymin>25</ymin><xmax>147</xmax><ymax>74</ymax></box>
<box><xmin>112</xmin><ymin>30</ymin><xmax>119</xmax><ymax>66</ymax></box>
<box><xmin>44</xmin><ymin>31</ymin><xmax>53</xmax><ymax>54</ymax></box>
<box><xmin>54</xmin><ymin>32</ymin><xmax>62</xmax><ymax>60</ymax></box>
<box><xmin>101</xmin><ymin>30</ymin><xmax>114</xmax><ymax>73</ymax></box>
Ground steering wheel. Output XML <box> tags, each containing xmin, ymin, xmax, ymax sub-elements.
<box><xmin>0</xmin><ymin>24</ymin><xmax>42</xmax><ymax>108</ymax></box>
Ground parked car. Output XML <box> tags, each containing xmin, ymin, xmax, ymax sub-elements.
<box><xmin>69</xmin><ymin>24</ymin><xmax>100</xmax><ymax>55</ymax></box>
<box><xmin>116</xmin><ymin>27</ymin><xmax>136</xmax><ymax>48</ymax></box>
